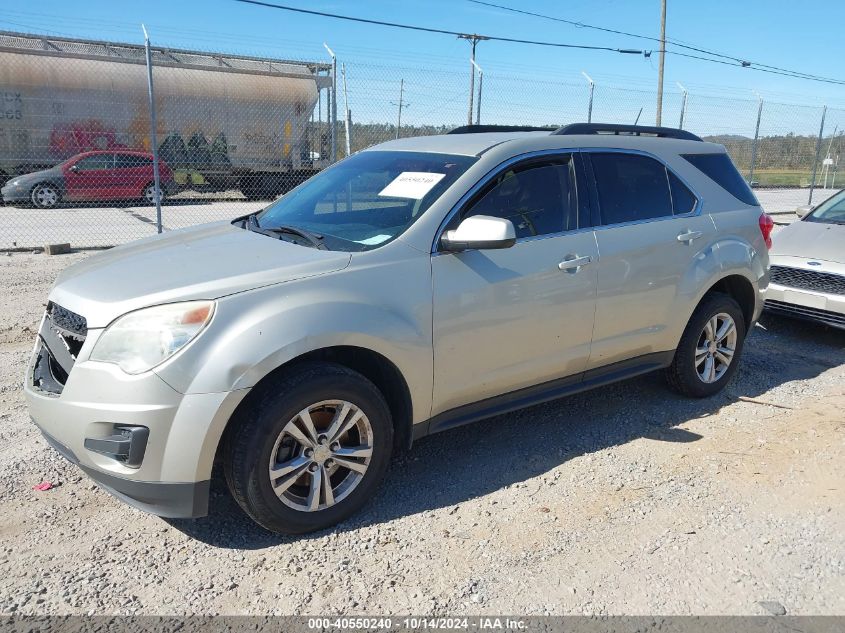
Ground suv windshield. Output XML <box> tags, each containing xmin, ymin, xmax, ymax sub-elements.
<box><xmin>254</xmin><ymin>151</ymin><xmax>476</xmax><ymax>251</ymax></box>
<box><xmin>806</xmin><ymin>190</ymin><xmax>845</xmax><ymax>225</ymax></box>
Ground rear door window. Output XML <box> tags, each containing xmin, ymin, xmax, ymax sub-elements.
<box><xmin>589</xmin><ymin>153</ymin><xmax>673</xmax><ymax>225</ymax></box>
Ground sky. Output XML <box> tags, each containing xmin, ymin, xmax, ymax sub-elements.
<box><xmin>3</xmin><ymin>1</ymin><xmax>845</xmax><ymax>134</ymax></box>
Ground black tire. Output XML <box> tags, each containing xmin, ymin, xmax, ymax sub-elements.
<box><xmin>30</xmin><ymin>182</ymin><xmax>61</xmax><ymax>209</ymax></box>
<box><xmin>665</xmin><ymin>292</ymin><xmax>747</xmax><ymax>398</ymax></box>
<box><xmin>224</xmin><ymin>362</ymin><xmax>393</xmax><ymax>534</ymax></box>
<box><xmin>142</xmin><ymin>182</ymin><xmax>158</xmax><ymax>205</ymax></box>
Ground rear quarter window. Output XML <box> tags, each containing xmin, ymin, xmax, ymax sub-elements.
<box><xmin>682</xmin><ymin>153</ymin><xmax>758</xmax><ymax>206</ymax></box>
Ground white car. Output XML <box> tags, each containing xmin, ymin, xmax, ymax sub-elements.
<box><xmin>765</xmin><ymin>190</ymin><xmax>845</xmax><ymax>329</ymax></box>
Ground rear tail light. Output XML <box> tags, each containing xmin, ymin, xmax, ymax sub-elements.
<box><xmin>758</xmin><ymin>212</ymin><xmax>774</xmax><ymax>249</ymax></box>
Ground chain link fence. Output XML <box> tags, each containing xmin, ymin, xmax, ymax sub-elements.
<box><xmin>1</xmin><ymin>29</ymin><xmax>843</xmax><ymax>249</ymax></box>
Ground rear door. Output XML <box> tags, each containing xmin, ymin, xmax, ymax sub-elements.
<box><xmin>584</xmin><ymin>150</ymin><xmax>716</xmax><ymax>370</ymax></box>
<box><xmin>431</xmin><ymin>153</ymin><xmax>599</xmax><ymax>416</ymax></box>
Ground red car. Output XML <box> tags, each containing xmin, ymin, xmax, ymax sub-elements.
<box><xmin>2</xmin><ymin>150</ymin><xmax>175</xmax><ymax>208</ymax></box>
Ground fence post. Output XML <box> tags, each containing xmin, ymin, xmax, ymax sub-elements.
<box><xmin>748</xmin><ymin>97</ymin><xmax>764</xmax><ymax>186</ymax></box>
<box><xmin>471</xmin><ymin>59</ymin><xmax>483</xmax><ymax>125</ymax></box>
<box><xmin>808</xmin><ymin>105</ymin><xmax>827</xmax><ymax>205</ymax></box>
<box><xmin>141</xmin><ymin>25</ymin><xmax>162</xmax><ymax>234</ymax></box>
<box><xmin>582</xmin><ymin>72</ymin><xmax>594</xmax><ymax>123</ymax></box>
<box><xmin>341</xmin><ymin>63</ymin><xmax>351</xmax><ymax>156</ymax></box>
<box><xmin>323</xmin><ymin>44</ymin><xmax>337</xmax><ymax>164</ymax></box>
<box><xmin>677</xmin><ymin>83</ymin><xmax>687</xmax><ymax>130</ymax></box>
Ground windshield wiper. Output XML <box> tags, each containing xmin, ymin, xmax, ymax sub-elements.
<box><xmin>264</xmin><ymin>224</ymin><xmax>328</xmax><ymax>250</ymax></box>
<box><xmin>240</xmin><ymin>213</ymin><xmax>327</xmax><ymax>250</ymax></box>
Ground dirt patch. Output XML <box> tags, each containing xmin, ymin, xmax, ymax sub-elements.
<box><xmin>0</xmin><ymin>251</ymin><xmax>843</xmax><ymax>615</ymax></box>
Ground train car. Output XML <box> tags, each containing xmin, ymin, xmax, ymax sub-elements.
<box><xmin>0</xmin><ymin>31</ymin><xmax>333</xmax><ymax>199</ymax></box>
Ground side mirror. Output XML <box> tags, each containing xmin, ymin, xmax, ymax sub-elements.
<box><xmin>68</xmin><ymin>164</ymin><xmax>79</xmax><ymax>172</ymax></box>
<box><xmin>440</xmin><ymin>215</ymin><xmax>516</xmax><ymax>252</ymax></box>
<box><xmin>796</xmin><ymin>204</ymin><xmax>813</xmax><ymax>219</ymax></box>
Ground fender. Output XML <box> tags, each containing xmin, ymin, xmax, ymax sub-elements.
<box><xmin>667</xmin><ymin>233</ymin><xmax>765</xmax><ymax>349</ymax></box>
<box><xmin>153</xmin><ymin>254</ymin><xmax>434</xmax><ymax>424</ymax></box>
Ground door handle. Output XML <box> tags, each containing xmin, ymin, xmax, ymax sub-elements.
<box><xmin>558</xmin><ymin>254</ymin><xmax>592</xmax><ymax>272</ymax></box>
<box><xmin>677</xmin><ymin>230</ymin><xmax>703</xmax><ymax>244</ymax></box>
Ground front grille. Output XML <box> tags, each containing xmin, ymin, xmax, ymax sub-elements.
<box><xmin>770</xmin><ymin>265</ymin><xmax>845</xmax><ymax>296</ymax></box>
<box><xmin>765</xmin><ymin>299</ymin><xmax>845</xmax><ymax>329</ymax></box>
<box><xmin>48</xmin><ymin>302</ymin><xmax>87</xmax><ymax>337</ymax></box>
<box><xmin>32</xmin><ymin>303</ymin><xmax>88</xmax><ymax>395</ymax></box>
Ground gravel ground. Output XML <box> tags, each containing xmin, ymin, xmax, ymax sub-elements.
<box><xmin>0</xmin><ymin>250</ymin><xmax>843</xmax><ymax>616</ymax></box>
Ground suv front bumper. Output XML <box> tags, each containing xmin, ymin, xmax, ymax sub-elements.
<box><xmin>24</xmin><ymin>337</ymin><xmax>248</xmax><ymax>519</ymax></box>
<box><xmin>38</xmin><ymin>429</ymin><xmax>210</xmax><ymax>518</ymax></box>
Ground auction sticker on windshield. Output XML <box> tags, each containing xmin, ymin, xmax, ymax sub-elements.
<box><xmin>378</xmin><ymin>172</ymin><xmax>446</xmax><ymax>199</ymax></box>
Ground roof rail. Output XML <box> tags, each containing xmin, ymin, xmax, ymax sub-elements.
<box><xmin>447</xmin><ymin>125</ymin><xmax>557</xmax><ymax>134</ymax></box>
<box><xmin>553</xmin><ymin>123</ymin><xmax>702</xmax><ymax>142</ymax></box>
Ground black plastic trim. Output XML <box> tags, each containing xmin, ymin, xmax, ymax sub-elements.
<box><xmin>32</xmin><ymin>343</ymin><xmax>66</xmax><ymax>395</ymax></box>
<box><xmin>83</xmin><ymin>425</ymin><xmax>149</xmax><ymax>468</ymax></box>
<box><xmin>439</xmin><ymin>235</ymin><xmax>516</xmax><ymax>252</ymax></box>
<box><xmin>764</xmin><ymin>300</ymin><xmax>845</xmax><ymax>330</ymax></box>
<box><xmin>38</xmin><ymin>429</ymin><xmax>209</xmax><ymax>518</ymax></box>
<box><xmin>554</xmin><ymin>123</ymin><xmax>703</xmax><ymax>141</ymax></box>
<box><xmin>421</xmin><ymin>351</ymin><xmax>675</xmax><ymax>437</ymax></box>
<box><xmin>448</xmin><ymin>125</ymin><xmax>557</xmax><ymax>134</ymax></box>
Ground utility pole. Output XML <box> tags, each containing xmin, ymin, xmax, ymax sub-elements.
<box><xmin>459</xmin><ymin>34</ymin><xmax>489</xmax><ymax>126</ymax></box>
<box><xmin>395</xmin><ymin>78</ymin><xmax>405</xmax><ymax>140</ymax></box>
<box><xmin>656</xmin><ymin>0</ymin><xmax>667</xmax><ymax>126</ymax></box>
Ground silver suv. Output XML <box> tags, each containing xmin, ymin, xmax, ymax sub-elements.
<box><xmin>25</xmin><ymin>124</ymin><xmax>772</xmax><ymax>534</ymax></box>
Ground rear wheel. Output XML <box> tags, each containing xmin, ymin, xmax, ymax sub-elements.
<box><xmin>665</xmin><ymin>292</ymin><xmax>746</xmax><ymax>398</ymax></box>
<box><xmin>224</xmin><ymin>362</ymin><xmax>393</xmax><ymax>534</ymax></box>
<box><xmin>143</xmin><ymin>182</ymin><xmax>158</xmax><ymax>205</ymax></box>
<box><xmin>30</xmin><ymin>183</ymin><xmax>60</xmax><ymax>209</ymax></box>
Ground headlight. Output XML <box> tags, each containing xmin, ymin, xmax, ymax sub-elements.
<box><xmin>90</xmin><ymin>301</ymin><xmax>215</xmax><ymax>374</ymax></box>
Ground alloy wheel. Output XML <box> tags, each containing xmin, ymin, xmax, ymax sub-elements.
<box><xmin>32</xmin><ymin>184</ymin><xmax>59</xmax><ymax>208</ymax></box>
<box><xmin>268</xmin><ymin>400</ymin><xmax>373</xmax><ymax>512</ymax></box>
<box><xmin>144</xmin><ymin>184</ymin><xmax>157</xmax><ymax>204</ymax></box>
<box><xmin>695</xmin><ymin>312</ymin><xmax>737</xmax><ymax>383</ymax></box>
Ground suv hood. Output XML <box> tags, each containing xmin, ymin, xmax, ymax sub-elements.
<box><xmin>771</xmin><ymin>220</ymin><xmax>845</xmax><ymax>264</ymax></box>
<box><xmin>50</xmin><ymin>222</ymin><xmax>351</xmax><ymax>328</ymax></box>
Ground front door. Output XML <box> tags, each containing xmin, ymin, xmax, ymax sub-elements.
<box><xmin>64</xmin><ymin>153</ymin><xmax>117</xmax><ymax>201</ymax></box>
<box><xmin>431</xmin><ymin>153</ymin><xmax>598</xmax><ymax>417</ymax></box>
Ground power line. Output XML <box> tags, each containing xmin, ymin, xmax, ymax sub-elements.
<box><xmin>467</xmin><ymin>0</ymin><xmax>845</xmax><ymax>86</ymax></box>
<box><xmin>231</xmin><ymin>0</ymin><xmax>644</xmax><ymax>55</ymax></box>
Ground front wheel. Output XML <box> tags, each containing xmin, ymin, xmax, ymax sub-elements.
<box><xmin>30</xmin><ymin>183</ymin><xmax>61</xmax><ymax>209</ymax></box>
<box><xmin>224</xmin><ymin>362</ymin><xmax>393</xmax><ymax>534</ymax></box>
<box><xmin>665</xmin><ymin>292</ymin><xmax>747</xmax><ymax>398</ymax></box>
